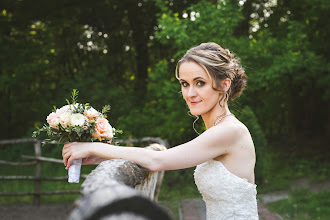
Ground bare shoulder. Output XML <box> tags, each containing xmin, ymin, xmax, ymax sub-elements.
<box><xmin>210</xmin><ymin>117</ymin><xmax>250</xmax><ymax>138</ymax></box>
<box><xmin>232</xmin><ymin>117</ymin><xmax>251</xmax><ymax>136</ymax></box>
<box><xmin>197</xmin><ymin>117</ymin><xmax>250</xmax><ymax>148</ymax></box>
<box><xmin>228</xmin><ymin>118</ymin><xmax>255</xmax><ymax>152</ymax></box>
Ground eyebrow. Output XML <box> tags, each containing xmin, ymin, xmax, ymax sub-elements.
<box><xmin>180</xmin><ymin>77</ymin><xmax>207</xmax><ymax>82</ymax></box>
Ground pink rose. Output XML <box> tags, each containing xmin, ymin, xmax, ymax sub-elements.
<box><xmin>92</xmin><ymin>118</ymin><xmax>113</xmax><ymax>141</ymax></box>
<box><xmin>46</xmin><ymin>112</ymin><xmax>59</xmax><ymax>129</ymax></box>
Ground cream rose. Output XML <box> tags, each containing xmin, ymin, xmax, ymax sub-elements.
<box><xmin>92</xmin><ymin>118</ymin><xmax>113</xmax><ymax>141</ymax></box>
<box><xmin>70</xmin><ymin>103</ymin><xmax>80</xmax><ymax>110</ymax></box>
<box><xmin>84</xmin><ymin>107</ymin><xmax>99</xmax><ymax>120</ymax></box>
<box><xmin>59</xmin><ymin>111</ymin><xmax>72</xmax><ymax>128</ymax></box>
<box><xmin>71</xmin><ymin>113</ymin><xmax>87</xmax><ymax>127</ymax></box>
<box><xmin>46</xmin><ymin>112</ymin><xmax>59</xmax><ymax>129</ymax></box>
<box><xmin>56</xmin><ymin>105</ymin><xmax>70</xmax><ymax>117</ymax></box>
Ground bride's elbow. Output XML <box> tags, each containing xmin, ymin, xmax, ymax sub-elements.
<box><xmin>146</xmin><ymin>153</ymin><xmax>167</xmax><ymax>172</ymax></box>
<box><xmin>147</xmin><ymin>165</ymin><xmax>161</xmax><ymax>172</ymax></box>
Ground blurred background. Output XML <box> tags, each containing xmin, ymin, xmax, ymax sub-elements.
<box><xmin>0</xmin><ymin>0</ymin><xmax>329</xmax><ymax>219</ymax></box>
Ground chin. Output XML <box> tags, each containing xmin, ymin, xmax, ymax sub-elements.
<box><xmin>189</xmin><ymin>109</ymin><xmax>203</xmax><ymax>116</ymax></box>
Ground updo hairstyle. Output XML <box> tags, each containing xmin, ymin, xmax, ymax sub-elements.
<box><xmin>176</xmin><ymin>42</ymin><xmax>247</xmax><ymax>104</ymax></box>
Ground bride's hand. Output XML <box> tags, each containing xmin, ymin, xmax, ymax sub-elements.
<box><xmin>62</xmin><ymin>142</ymin><xmax>92</xmax><ymax>169</ymax></box>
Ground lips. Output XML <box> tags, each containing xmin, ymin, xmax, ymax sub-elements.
<box><xmin>190</xmin><ymin>101</ymin><xmax>202</xmax><ymax>105</ymax></box>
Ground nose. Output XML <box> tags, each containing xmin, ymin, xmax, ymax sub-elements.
<box><xmin>187</xmin><ymin>86</ymin><xmax>197</xmax><ymax>97</ymax></box>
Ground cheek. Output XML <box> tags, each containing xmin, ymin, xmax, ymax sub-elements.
<box><xmin>181</xmin><ymin>89</ymin><xmax>188</xmax><ymax>100</ymax></box>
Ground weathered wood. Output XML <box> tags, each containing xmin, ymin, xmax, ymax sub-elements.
<box><xmin>0</xmin><ymin>190</ymin><xmax>81</xmax><ymax>196</ymax></box>
<box><xmin>0</xmin><ymin>176</ymin><xmax>36</xmax><ymax>180</ymax></box>
<box><xmin>154</xmin><ymin>166</ymin><xmax>165</xmax><ymax>202</ymax></box>
<box><xmin>134</xmin><ymin>144</ymin><xmax>166</xmax><ymax>201</ymax></box>
<box><xmin>81</xmin><ymin>159</ymin><xmax>148</xmax><ymax>196</ymax></box>
<box><xmin>0</xmin><ymin>138</ymin><xmax>38</xmax><ymax>145</ymax></box>
<box><xmin>0</xmin><ymin>175</ymin><xmax>88</xmax><ymax>181</ymax></box>
<box><xmin>81</xmin><ymin>144</ymin><xmax>166</xmax><ymax>200</ymax></box>
<box><xmin>116</xmin><ymin>137</ymin><xmax>170</xmax><ymax>148</ymax></box>
<box><xmin>21</xmin><ymin>155</ymin><xmax>64</xmax><ymax>164</ymax></box>
<box><xmin>0</xmin><ymin>160</ymin><xmax>36</xmax><ymax>166</ymax></box>
<box><xmin>70</xmin><ymin>143</ymin><xmax>171</xmax><ymax>220</ymax></box>
<box><xmin>0</xmin><ymin>136</ymin><xmax>170</xmax><ymax>215</ymax></box>
<box><xmin>69</xmin><ymin>183</ymin><xmax>172</xmax><ymax>220</ymax></box>
<box><xmin>33</xmin><ymin>141</ymin><xmax>42</xmax><ymax>205</ymax></box>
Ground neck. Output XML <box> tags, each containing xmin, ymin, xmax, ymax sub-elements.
<box><xmin>202</xmin><ymin>103</ymin><xmax>230</xmax><ymax>129</ymax></box>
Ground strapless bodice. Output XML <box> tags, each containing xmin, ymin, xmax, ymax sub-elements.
<box><xmin>194</xmin><ymin>160</ymin><xmax>258</xmax><ymax>220</ymax></box>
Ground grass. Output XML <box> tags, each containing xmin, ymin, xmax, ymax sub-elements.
<box><xmin>257</xmin><ymin>136</ymin><xmax>329</xmax><ymax>194</ymax></box>
<box><xmin>266</xmin><ymin>189</ymin><xmax>330</xmax><ymax>220</ymax></box>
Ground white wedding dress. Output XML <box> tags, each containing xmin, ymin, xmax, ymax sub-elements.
<box><xmin>194</xmin><ymin>160</ymin><xmax>259</xmax><ymax>220</ymax></box>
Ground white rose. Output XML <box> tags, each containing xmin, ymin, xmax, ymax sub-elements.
<box><xmin>56</xmin><ymin>105</ymin><xmax>71</xmax><ymax>117</ymax></box>
<box><xmin>70</xmin><ymin>103</ymin><xmax>80</xmax><ymax>109</ymax></box>
<box><xmin>84</xmin><ymin>107</ymin><xmax>99</xmax><ymax>119</ymax></box>
<box><xmin>59</xmin><ymin>112</ymin><xmax>72</xmax><ymax>128</ymax></box>
<box><xmin>71</xmin><ymin>113</ymin><xmax>87</xmax><ymax>127</ymax></box>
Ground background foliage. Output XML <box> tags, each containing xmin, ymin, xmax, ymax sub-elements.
<box><xmin>0</xmin><ymin>0</ymin><xmax>329</xmax><ymax>188</ymax></box>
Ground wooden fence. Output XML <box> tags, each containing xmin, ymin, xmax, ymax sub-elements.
<box><xmin>0</xmin><ymin>137</ymin><xmax>170</xmax><ymax>206</ymax></box>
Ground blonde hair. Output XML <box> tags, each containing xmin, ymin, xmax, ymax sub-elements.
<box><xmin>176</xmin><ymin>42</ymin><xmax>247</xmax><ymax>104</ymax></box>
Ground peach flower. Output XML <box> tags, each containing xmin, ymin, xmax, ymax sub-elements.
<box><xmin>92</xmin><ymin>118</ymin><xmax>113</xmax><ymax>141</ymax></box>
<box><xmin>46</xmin><ymin>112</ymin><xmax>59</xmax><ymax>129</ymax></box>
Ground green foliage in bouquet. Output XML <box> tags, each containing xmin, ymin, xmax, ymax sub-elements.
<box><xmin>32</xmin><ymin>89</ymin><xmax>121</xmax><ymax>146</ymax></box>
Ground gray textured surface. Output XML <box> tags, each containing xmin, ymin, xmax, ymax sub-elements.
<box><xmin>69</xmin><ymin>184</ymin><xmax>138</xmax><ymax>220</ymax></box>
<box><xmin>81</xmin><ymin>159</ymin><xmax>148</xmax><ymax>196</ymax></box>
<box><xmin>69</xmin><ymin>144</ymin><xmax>168</xmax><ymax>220</ymax></box>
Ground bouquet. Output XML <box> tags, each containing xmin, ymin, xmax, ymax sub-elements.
<box><xmin>33</xmin><ymin>89</ymin><xmax>121</xmax><ymax>183</ymax></box>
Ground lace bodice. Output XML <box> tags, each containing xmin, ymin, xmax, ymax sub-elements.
<box><xmin>194</xmin><ymin>160</ymin><xmax>258</xmax><ymax>220</ymax></box>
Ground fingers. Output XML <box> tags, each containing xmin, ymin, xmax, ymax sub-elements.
<box><xmin>62</xmin><ymin>144</ymin><xmax>69</xmax><ymax>166</ymax></box>
<box><xmin>62</xmin><ymin>142</ymin><xmax>84</xmax><ymax>169</ymax></box>
<box><xmin>62</xmin><ymin>142</ymin><xmax>75</xmax><ymax>166</ymax></box>
<box><xmin>63</xmin><ymin>151</ymin><xmax>71</xmax><ymax>167</ymax></box>
<box><xmin>66</xmin><ymin>156</ymin><xmax>75</xmax><ymax>169</ymax></box>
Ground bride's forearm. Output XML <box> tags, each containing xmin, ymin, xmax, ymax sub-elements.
<box><xmin>94</xmin><ymin>157</ymin><xmax>107</xmax><ymax>164</ymax></box>
<box><xmin>89</xmin><ymin>142</ymin><xmax>161</xmax><ymax>171</ymax></box>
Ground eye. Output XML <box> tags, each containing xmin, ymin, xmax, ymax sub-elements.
<box><xmin>181</xmin><ymin>82</ymin><xmax>189</xmax><ymax>87</ymax></box>
<box><xmin>196</xmin><ymin>81</ymin><xmax>205</xmax><ymax>86</ymax></box>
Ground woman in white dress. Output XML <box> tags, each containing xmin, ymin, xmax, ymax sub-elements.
<box><xmin>62</xmin><ymin>42</ymin><xmax>259</xmax><ymax>220</ymax></box>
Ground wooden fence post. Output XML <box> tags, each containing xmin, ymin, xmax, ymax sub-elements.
<box><xmin>33</xmin><ymin>140</ymin><xmax>42</xmax><ymax>205</ymax></box>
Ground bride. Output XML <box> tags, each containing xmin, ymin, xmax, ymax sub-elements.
<box><xmin>62</xmin><ymin>42</ymin><xmax>259</xmax><ymax>220</ymax></box>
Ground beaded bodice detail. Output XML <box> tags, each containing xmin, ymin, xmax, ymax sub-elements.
<box><xmin>194</xmin><ymin>160</ymin><xmax>259</xmax><ymax>220</ymax></box>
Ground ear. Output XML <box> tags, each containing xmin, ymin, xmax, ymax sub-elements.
<box><xmin>222</xmin><ymin>78</ymin><xmax>231</xmax><ymax>92</ymax></box>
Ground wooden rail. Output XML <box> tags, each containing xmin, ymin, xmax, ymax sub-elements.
<box><xmin>0</xmin><ymin>139</ymin><xmax>51</xmax><ymax>205</ymax></box>
<box><xmin>0</xmin><ymin>137</ymin><xmax>170</xmax><ymax>207</ymax></box>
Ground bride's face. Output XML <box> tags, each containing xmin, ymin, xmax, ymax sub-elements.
<box><xmin>179</xmin><ymin>61</ymin><xmax>221</xmax><ymax>116</ymax></box>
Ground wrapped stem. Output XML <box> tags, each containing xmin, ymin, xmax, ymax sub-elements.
<box><xmin>68</xmin><ymin>159</ymin><xmax>82</xmax><ymax>183</ymax></box>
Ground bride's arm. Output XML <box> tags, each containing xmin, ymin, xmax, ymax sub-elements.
<box><xmin>63</xmin><ymin>124</ymin><xmax>240</xmax><ymax>171</ymax></box>
<box><xmin>82</xmin><ymin>155</ymin><xmax>107</xmax><ymax>165</ymax></box>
